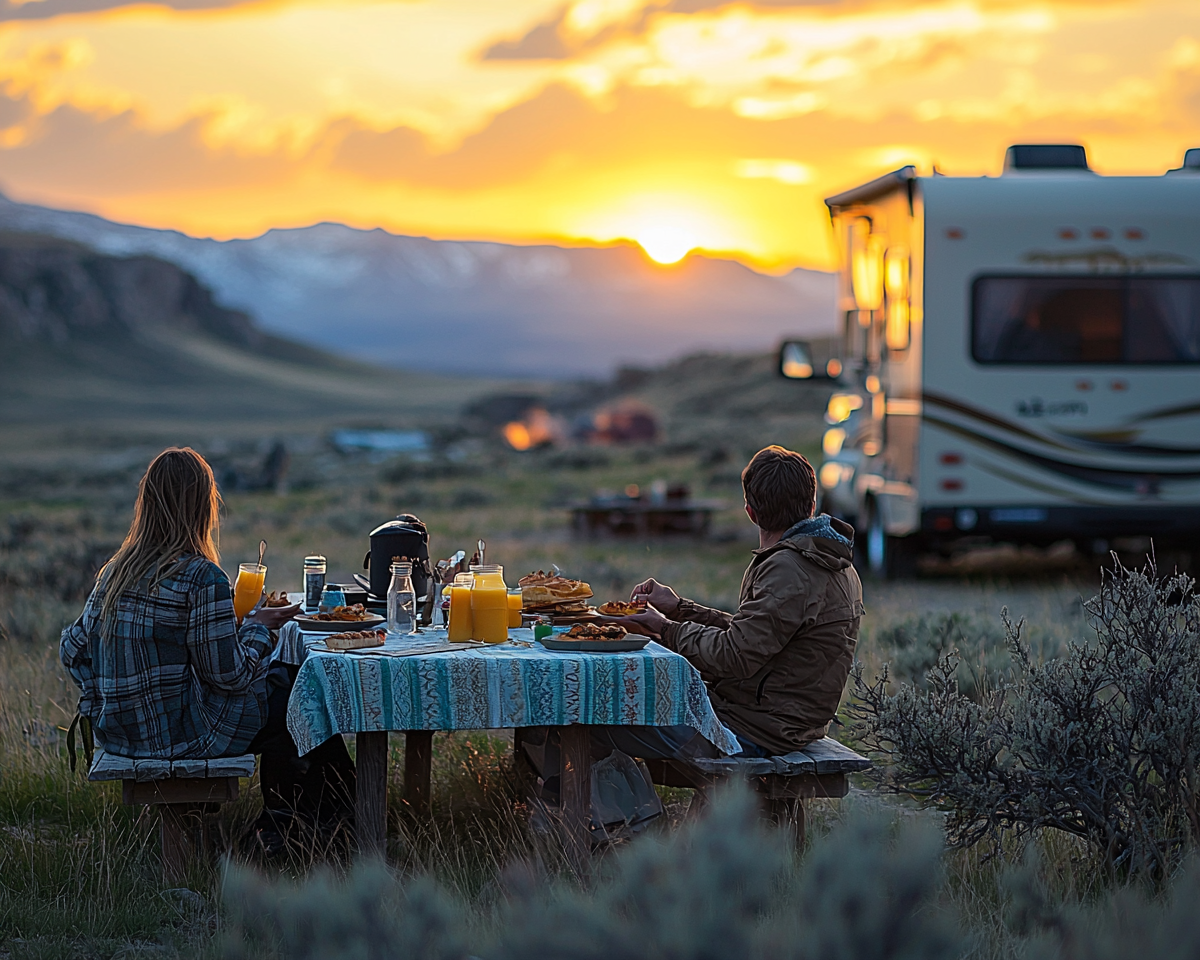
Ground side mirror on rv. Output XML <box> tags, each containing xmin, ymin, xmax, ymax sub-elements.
<box><xmin>779</xmin><ymin>340</ymin><xmax>815</xmax><ymax>379</ymax></box>
<box><xmin>779</xmin><ymin>340</ymin><xmax>840</xmax><ymax>380</ymax></box>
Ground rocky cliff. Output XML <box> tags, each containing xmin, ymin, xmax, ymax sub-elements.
<box><xmin>0</xmin><ymin>232</ymin><xmax>259</xmax><ymax>348</ymax></box>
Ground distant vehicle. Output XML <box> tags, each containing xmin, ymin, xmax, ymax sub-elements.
<box><xmin>781</xmin><ymin>144</ymin><xmax>1200</xmax><ymax>577</ymax></box>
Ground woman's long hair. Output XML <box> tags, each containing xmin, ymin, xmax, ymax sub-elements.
<box><xmin>97</xmin><ymin>447</ymin><xmax>221</xmax><ymax>628</ymax></box>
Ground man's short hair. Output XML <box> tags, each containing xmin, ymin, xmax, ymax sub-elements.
<box><xmin>741</xmin><ymin>446</ymin><xmax>817</xmax><ymax>532</ymax></box>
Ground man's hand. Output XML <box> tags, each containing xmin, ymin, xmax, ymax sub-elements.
<box><xmin>630</xmin><ymin>578</ymin><xmax>681</xmax><ymax>617</ymax></box>
<box><xmin>617</xmin><ymin>604</ymin><xmax>673</xmax><ymax>639</ymax></box>
<box><xmin>243</xmin><ymin>600</ymin><xmax>301</xmax><ymax>631</ymax></box>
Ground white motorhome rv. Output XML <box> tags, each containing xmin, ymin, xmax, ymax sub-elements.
<box><xmin>780</xmin><ymin>144</ymin><xmax>1200</xmax><ymax>577</ymax></box>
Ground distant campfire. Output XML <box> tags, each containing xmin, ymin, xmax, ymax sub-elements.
<box><xmin>580</xmin><ymin>403</ymin><xmax>659</xmax><ymax>445</ymax></box>
<box><xmin>503</xmin><ymin>407</ymin><xmax>563</xmax><ymax>451</ymax></box>
<box><xmin>503</xmin><ymin>401</ymin><xmax>659</xmax><ymax>450</ymax></box>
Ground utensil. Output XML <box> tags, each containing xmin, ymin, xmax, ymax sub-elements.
<box><xmin>477</xmin><ymin>539</ymin><xmax>485</xmax><ymax>566</ymax></box>
<box><xmin>257</xmin><ymin>539</ymin><xmax>267</xmax><ymax>568</ymax></box>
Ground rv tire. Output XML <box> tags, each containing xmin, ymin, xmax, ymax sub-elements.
<box><xmin>863</xmin><ymin>500</ymin><xmax>919</xmax><ymax>580</ymax></box>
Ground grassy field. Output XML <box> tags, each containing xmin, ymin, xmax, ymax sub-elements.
<box><xmin>0</xmin><ymin>351</ymin><xmax>1118</xmax><ymax>959</ymax></box>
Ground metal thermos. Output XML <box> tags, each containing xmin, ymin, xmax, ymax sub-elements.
<box><xmin>304</xmin><ymin>555</ymin><xmax>326</xmax><ymax>613</ymax></box>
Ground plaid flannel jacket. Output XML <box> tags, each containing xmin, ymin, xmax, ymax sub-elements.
<box><xmin>60</xmin><ymin>554</ymin><xmax>273</xmax><ymax>759</ymax></box>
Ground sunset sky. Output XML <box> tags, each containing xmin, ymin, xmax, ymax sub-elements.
<box><xmin>0</xmin><ymin>0</ymin><xmax>1197</xmax><ymax>268</ymax></box>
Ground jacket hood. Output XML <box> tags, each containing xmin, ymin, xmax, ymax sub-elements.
<box><xmin>759</xmin><ymin>515</ymin><xmax>856</xmax><ymax>571</ymax></box>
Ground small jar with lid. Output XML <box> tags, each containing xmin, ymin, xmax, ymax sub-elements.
<box><xmin>318</xmin><ymin>583</ymin><xmax>345</xmax><ymax>613</ymax></box>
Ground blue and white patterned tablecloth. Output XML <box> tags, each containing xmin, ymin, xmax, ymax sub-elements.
<box><xmin>278</xmin><ymin>622</ymin><xmax>740</xmax><ymax>757</ymax></box>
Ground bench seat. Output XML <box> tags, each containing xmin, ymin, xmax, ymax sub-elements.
<box><xmin>645</xmin><ymin>736</ymin><xmax>871</xmax><ymax>844</ymax></box>
<box><xmin>690</xmin><ymin>736</ymin><xmax>873</xmax><ymax>778</ymax></box>
<box><xmin>88</xmin><ymin>749</ymin><xmax>256</xmax><ymax>782</ymax></box>
<box><xmin>88</xmin><ymin>748</ymin><xmax>256</xmax><ymax>883</ymax></box>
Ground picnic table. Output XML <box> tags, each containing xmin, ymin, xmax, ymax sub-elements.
<box><xmin>570</xmin><ymin>496</ymin><xmax>725</xmax><ymax>538</ymax></box>
<box><xmin>276</xmin><ymin>622</ymin><xmax>740</xmax><ymax>864</ymax></box>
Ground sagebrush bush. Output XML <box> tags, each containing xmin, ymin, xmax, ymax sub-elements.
<box><xmin>872</xmin><ymin>612</ymin><xmax>1009</xmax><ymax>701</ymax></box>
<box><xmin>853</xmin><ymin>558</ymin><xmax>1200</xmax><ymax>877</ymax></box>
<box><xmin>219</xmin><ymin>787</ymin><xmax>958</xmax><ymax>960</ymax></box>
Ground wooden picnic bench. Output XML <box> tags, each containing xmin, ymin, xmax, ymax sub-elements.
<box><xmin>89</xmin><ymin>749</ymin><xmax>256</xmax><ymax>884</ymax></box>
<box><xmin>646</xmin><ymin>736</ymin><xmax>871</xmax><ymax>844</ymax></box>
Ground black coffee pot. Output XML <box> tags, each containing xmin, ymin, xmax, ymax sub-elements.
<box><xmin>355</xmin><ymin>514</ymin><xmax>432</xmax><ymax>601</ymax></box>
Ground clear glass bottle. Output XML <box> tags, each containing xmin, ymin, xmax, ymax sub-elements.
<box><xmin>387</xmin><ymin>561</ymin><xmax>418</xmax><ymax>637</ymax></box>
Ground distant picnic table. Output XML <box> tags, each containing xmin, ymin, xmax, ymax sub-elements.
<box><xmin>570</xmin><ymin>495</ymin><xmax>725</xmax><ymax>538</ymax></box>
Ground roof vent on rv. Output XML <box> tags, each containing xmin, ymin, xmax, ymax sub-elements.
<box><xmin>1003</xmin><ymin>144</ymin><xmax>1091</xmax><ymax>173</ymax></box>
<box><xmin>1166</xmin><ymin>148</ymin><xmax>1200</xmax><ymax>175</ymax></box>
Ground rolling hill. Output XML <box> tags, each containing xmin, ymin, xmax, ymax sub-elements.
<box><xmin>0</xmin><ymin>233</ymin><xmax>503</xmax><ymax>457</ymax></box>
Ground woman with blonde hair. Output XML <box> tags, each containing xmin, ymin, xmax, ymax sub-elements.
<box><xmin>61</xmin><ymin>446</ymin><xmax>354</xmax><ymax>853</ymax></box>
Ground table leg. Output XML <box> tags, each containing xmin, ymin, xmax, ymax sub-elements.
<box><xmin>355</xmin><ymin>731</ymin><xmax>388</xmax><ymax>859</ymax></box>
<box><xmin>403</xmin><ymin>731</ymin><xmax>432</xmax><ymax>816</ymax></box>
<box><xmin>558</xmin><ymin>724</ymin><xmax>592</xmax><ymax>872</ymax></box>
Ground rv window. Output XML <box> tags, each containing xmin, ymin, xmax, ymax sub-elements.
<box><xmin>972</xmin><ymin>276</ymin><xmax>1200</xmax><ymax>364</ymax></box>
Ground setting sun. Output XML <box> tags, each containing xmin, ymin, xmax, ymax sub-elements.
<box><xmin>636</xmin><ymin>225</ymin><xmax>695</xmax><ymax>265</ymax></box>
<box><xmin>0</xmin><ymin>0</ymin><xmax>1190</xmax><ymax>268</ymax></box>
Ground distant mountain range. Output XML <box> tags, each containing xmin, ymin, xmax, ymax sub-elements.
<box><xmin>0</xmin><ymin>194</ymin><xmax>836</xmax><ymax>378</ymax></box>
<box><xmin>0</xmin><ymin>232</ymin><xmax>495</xmax><ymax>437</ymax></box>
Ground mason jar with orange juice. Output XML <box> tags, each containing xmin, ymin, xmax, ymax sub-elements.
<box><xmin>470</xmin><ymin>564</ymin><xmax>509</xmax><ymax>643</ymax></box>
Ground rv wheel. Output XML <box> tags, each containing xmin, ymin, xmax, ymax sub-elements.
<box><xmin>863</xmin><ymin>501</ymin><xmax>918</xmax><ymax>579</ymax></box>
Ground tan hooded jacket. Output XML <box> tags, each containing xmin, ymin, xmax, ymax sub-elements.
<box><xmin>659</xmin><ymin>517</ymin><xmax>864</xmax><ymax>755</ymax></box>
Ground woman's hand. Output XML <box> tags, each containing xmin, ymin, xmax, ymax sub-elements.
<box><xmin>630</xmin><ymin>578</ymin><xmax>681</xmax><ymax>617</ymax></box>
<box><xmin>243</xmin><ymin>600</ymin><xmax>301</xmax><ymax>631</ymax></box>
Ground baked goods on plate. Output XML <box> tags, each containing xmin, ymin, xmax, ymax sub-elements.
<box><xmin>519</xmin><ymin>571</ymin><xmax>593</xmax><ymax>609</ymax></box>
<box><xmin>262</xmin><ymin>591</ymin><xmax>292</xmax><ymax>607</ymax></box>
<box><xmin>563</xmin><ymin>622</ymin><xmax>628</xmax><ymax>640</ymax></box>
<box><xmin>596</xmin><ymin>599</ymin><xmax>647</xmax><ymax>617</ymax></box>
<box><xmin>324</xmin><ymin>629</ymin><xmax>386</xmax><ymax>651</ymax></box>
<box><xmin>538</xmin><ymin>622</ymin><xmax>649</xmax><ymax>652</ymax></box>
<box><xmin>308</xmin><ymin>603</ymin><xmax>373</xmax><ymax>622</ymax></box>
<box><xmin>295</xmin><ymin>608</ymin><xmax>385</xmax><ymax>632</ymax></box>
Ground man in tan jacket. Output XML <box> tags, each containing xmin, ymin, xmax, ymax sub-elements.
<box><xmin>624</xmin><ymin>445</ymin><xmax>864</xmax><ymax>756</ymax></box>
<box><xmin>523</xmin><ymin>446</ymin><xmax>862</xmax><ymax>803</ymax></box>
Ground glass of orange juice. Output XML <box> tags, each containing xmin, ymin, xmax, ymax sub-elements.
<box><xmin>447</xmin><ymin>573</ymin><xmax>475</xmax><ymax>642</ymax></box>
<box><xmin>233</xmin><ymin>562</ymin><xmax>266</xmax><ymax>623</ymax></box>
<box><xmin>507</xmin><ymin>588</ymin><xmax>523</xmax><ymax>629</ymax></box>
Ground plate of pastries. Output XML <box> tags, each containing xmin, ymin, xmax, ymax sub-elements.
<box><xmin>538</xmin><ymin>621</ymin><xmax>649</xmax><ymax>653</ymax></box>
<box><xmin>295</xmin><ymin>604</ymin><xmax>385</xmax><ymax>632</ymax></box>
<box><xmin>519</xmin><ymin>571</ymin><xmax>598</xmax><ymax>623</ymax></box>
<box><xmin>323</xmin><ymin>629</ymin><xmax>387</xmax><ymax>651</ymax></box>
<box><xmin>596</xmin><ymin>599</ymin><xmax>648</xmax><ymax>617</ymax></box>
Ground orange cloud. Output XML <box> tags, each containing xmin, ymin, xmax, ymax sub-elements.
<box><xmin>0</xmin><ymin>0</ymin><xmax>1192</xmax><ymax>269</ymax></box>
